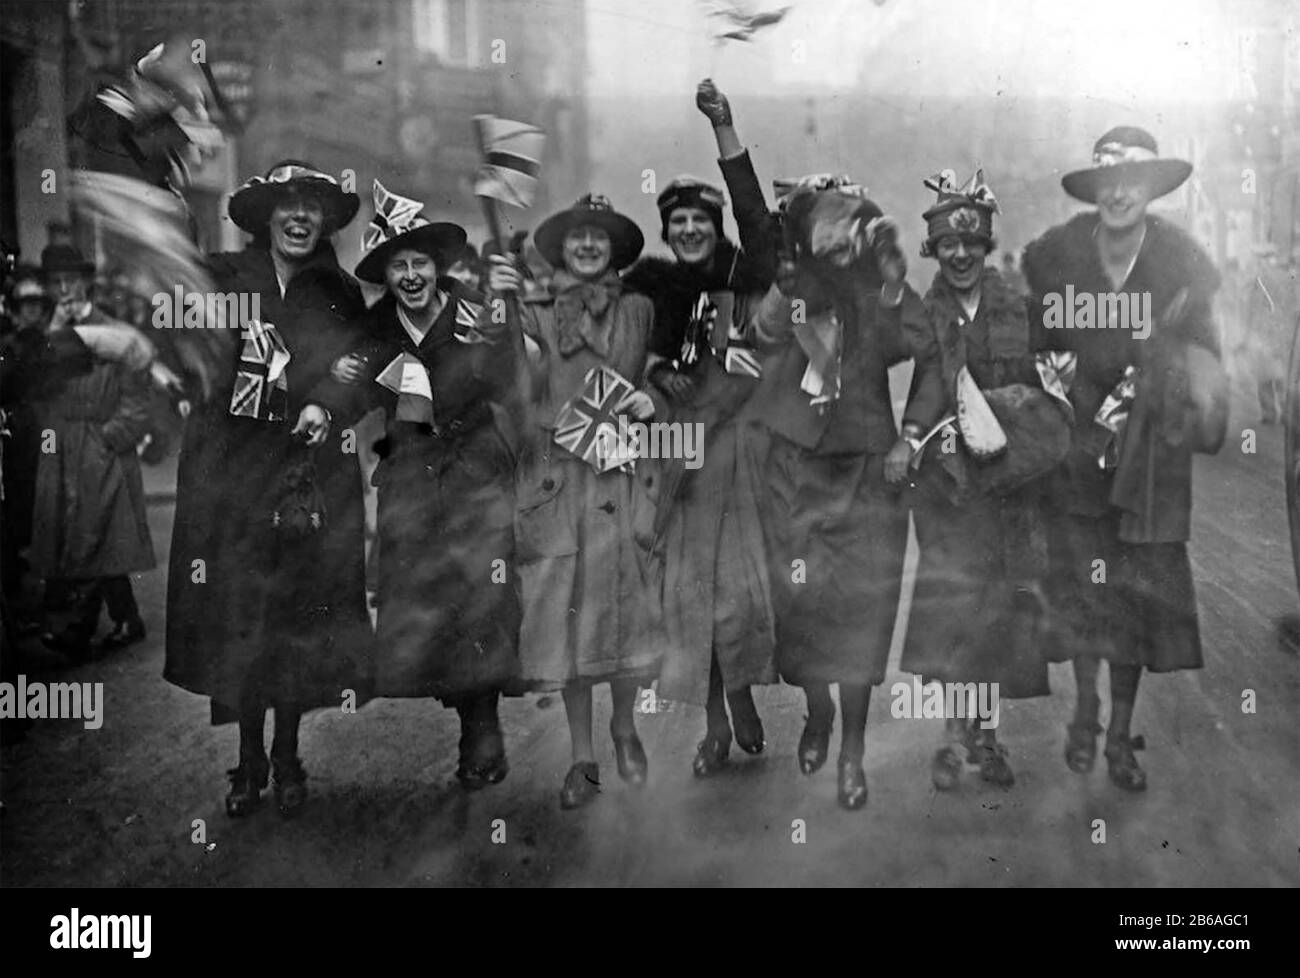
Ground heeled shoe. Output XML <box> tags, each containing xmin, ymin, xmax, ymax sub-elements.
<box><xmin>692</xmin><ymin>729</ymin><xmax>732</xmax><ymax>777</ymax></box>
<box><xmin>560</xmin><ymin>761</ymin><xmax>601</xmax><ymax>810</ymax></box>
<box><xmin>797</xmin><ymin>713</ymin><xmax>833</xmax><ymax>775</ymax></box>
<box><xmin>611</xmin><ymin>727</ymin><xmax>648</xmax><ymax>787</ymax></box>
<box><xmin>1104</xmin><ymin>734</ymin><xmax>1147</xmax><ymax>792</ymax></box>
<box><xmin>456</xmin><ymin>728</ymin><xmax>509</xmax><ymax>789</ymax></box>
<box><xmin>727</xmin><ymin>691</ymin><xmax>765</xmax><ymax>755</ymax></box>
<box><xmin>271</xmin><ymin>756</ymin><xmax>308</xmax><ymax>817</ymax></box>
<box><xmin>1065</xmin><ymin>720</ymin><xmax>1102</xmax><ymax>774</ymax></box>
<box><xmin>931</xmin><ymin>745</ymin><xmax>965</xmax><ymax>791</ymax></box>
<box><xmin>225</xmin><ymin>756</ymin><xmax>269</xmax><ymax>817</ymax></box>
<box><xmin>975</xmin><ymin>740</ymin><xmax>1016</xmax><ymax>787</ymax></box>
<box><xmin>836</xmin><ymin>756</ymin><xmax>868</xmax><ymax>810</ymax></box>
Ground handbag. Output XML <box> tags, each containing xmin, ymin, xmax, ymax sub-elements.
<box><xmin>269</xmin><ymin>448</ymin><xmax>327</xmax><ymax>540</ymax></box>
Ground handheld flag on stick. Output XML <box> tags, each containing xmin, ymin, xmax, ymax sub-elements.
<box><xmin>473</xmin><ymin>115</ymin><xmax>545</xmax><ymax>250</ymax></box>
<box><xmin>554</xmin><ymin>365</ymin><xmax>638</xmax><ymax>474</ymax></box>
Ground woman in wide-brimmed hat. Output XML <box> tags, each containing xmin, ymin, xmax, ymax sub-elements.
<box><xmin>488</xmin><ymin>193</ymin><xmax>665</xmax><ymax>810</ymax></box>
<box><xmin>164</xmin><ymin>159</ymin><xmax>374</xmax><ymax>818</ymax></box>
<box><xmin>887</xmin><ymin>168</ymin><xmax>1067</xmax><ymax>791</ymax></box>
<box><xmin>343</xmin><ymin>180</ymin><xmax>521</xmax><ymax>789</ymax></box>
<box><xmin>1023</xmin><ymin>126</ymin><xmax>1227</xmax><ymax>792</ymax></box>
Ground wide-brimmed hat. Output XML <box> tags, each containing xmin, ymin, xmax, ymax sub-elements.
<box><xmin>40</xmin><ymin>244</ymin><xmax>95</xmax><ymax>277</ymax></box>
<box><xmin>354</xmin><ymin>180</ymin><xmax>467</xmax><ymax>284</ymax></box>
<box><xmin>227</xmin><ymin>160</ymin><xmax>360</xmax><ymax>234</ymax></box>
<box><xmin>1062</xmin><ymin>127</ymin><xmax>1192</xmax><ymax>204</ymax></box>
<box><xmin>920</xmin><ymin>168</ymin><xmax>998</xmax><ymax>257</ymax></box>
<box><xmin>534</xmin><ymin>193</ymin><xmax>644</xmax><ymax>271</ymax></box>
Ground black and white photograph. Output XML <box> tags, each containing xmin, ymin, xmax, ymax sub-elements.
<box><xmin>0</xmin><ymin>0</ymin><xmax>1297</xmax><ymax>914</ymax></box>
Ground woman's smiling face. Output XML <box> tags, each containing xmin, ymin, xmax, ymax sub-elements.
<box><xmin>269</xmin><ymin>191</ymin><xmax>325</xmax><ymax>262</ymax></box>
<box><xmin>562</xmin><ymin>225</ymin><xmax>612</xmax><ymax>279</ymax></box>
<box><xmin>666</xmin><ymin>206</ymin><xmax>718</xmax><ymax>266</ymax></box>
<box><xmin>935</xmin><ymin>235</ymin><xmax>987</xmax><ymax>293</ymax></box>
<box><xmin>385</xmin><ymin>248</ymin><xmax>439</xmax><ymax>313</ymax></box>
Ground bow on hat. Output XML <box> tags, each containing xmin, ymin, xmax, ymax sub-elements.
<box><xmin>923</xmin><ymin>167</ymin><xmax>999</xmax><ymax>212</ymax></box>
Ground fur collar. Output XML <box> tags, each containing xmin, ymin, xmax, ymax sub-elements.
<box><xmin>1022</xmin><ymin>211</ymin><xmax>1219</xmax><ymax>304</ymax></box>
<box><xmin>624</xmin><ymin>237</ymin><xmax>766</xmax><ymax>300</ymax></box>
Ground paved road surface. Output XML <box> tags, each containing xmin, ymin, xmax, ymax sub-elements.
<box><xmin>3</xmin><ymin>409</ymin><xmax>1298</xmax><ymax>887</ymax></box>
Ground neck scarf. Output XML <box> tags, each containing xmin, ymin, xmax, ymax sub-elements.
<box><xmin>552</xmin><ymin>269</ymin><xmax>623</xmax><ymax>357</ymax></box>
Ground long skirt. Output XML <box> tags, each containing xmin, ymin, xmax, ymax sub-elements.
<box><xmin>763</xmin><ymin>437</ymin><xmax>907</xmax><ymax>687</ymax></box>
<box><xmin>514</xmin><ymin>447</ymin><xmax>663</xmax><ymax>689</ymax></box>
<box><xmin>901</xmin><ymin>489</ymin><xmax>1051</xmax><ymax>699</ymax></box>
<box><xmin>657</xmin><ymin>418</ymin><xmax>777</xmax><ymax>704</ymax></box>
<box><xmin>1043</xmin><ymin>509</ymin><xmax>1203</xmax><ymax>672</ymax></box>
<box><xmin>372</xmin><ymin>429</ymin><xmax>519</xmax><ymax>703</ymax></box>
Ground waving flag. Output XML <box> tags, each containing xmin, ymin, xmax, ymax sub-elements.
<box><xmin>473</xmin><ymin>116</ymin><xmax>545</xmax><ymax>209</ymax></box>
<box><xmin>553</xmin><ymin>366</ymin><xmax>636</xmax><ymax>474</ymax></box>
<box><xmin>229</xmin><ymin>320</ymin><xmax>290</xmax><ymax>421</ymax></box>
<box><xmin>453</xmin><ymin>296</ymin><xmax>490</xmax><ymax>343</ymax></box>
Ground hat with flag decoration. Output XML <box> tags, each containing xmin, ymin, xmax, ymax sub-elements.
<box><xmin>227</xmin><ymin>160</ymin><xmax>359</xmax><ymax>235</ymax></box>
<box><xmin>1061</xmin><ymin>126</ymin><xmax>1192</xmax><ymax>204</ymax></box>
<box><xmin>920</xmin><ymin>168</ymin><xmax>998</xmax><ymax>257</ymax></box>
<box><xmin>354</xmin><ymin>180</ymin><xmax>468</xmax><ymax>284</ymax></box>
<box><xmin>534</xmin><ymin>194</ymin><xmax>645</xmax><ymax>272</ymax></box>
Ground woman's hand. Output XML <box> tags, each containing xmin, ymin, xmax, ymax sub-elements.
<box><xmin>486</xmin><ymin>254</ymin><xmax>522</xmax><ymax>295</ymax></box>
<box><xmin>330</xmin><ymin>353</ymin><xmax>366</xmax><ymax>385</ymax></box>
<box><xmin>292</xmin><ymin>403</ymin><xmax>331</xmax><ymax>447</ymax></box>
<box><xmin>696</xmin><ymin>78</ymin><xmax>733</xmax><ymax>128</ymax></box>
<box><xmin>884</xmin><ymin>436</ymin><xmax>914</xmax><ymax>485</ymax></box>
<box><xmin>650</xmin><ymin>365</ymin><xmax>694</xmax><ymax>404</ymax></box>
<box><xmin>617</xmin><ymin>389</ymin><xmax>655</xmax><ymax>421</ymax></box>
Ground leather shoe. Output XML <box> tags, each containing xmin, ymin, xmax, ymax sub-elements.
<box><xmin>99</xmin><ymin>617</ymin><xmax>146</xmax><ymax>651</ymax></box>
<box><xmin>727</xmin><ymin>689</ymin><xmax>765</xmax><ymax>755</ymax></box>
<box><xmin>611</xmin><ymin>727</ymin><xmax>648</xmax><ymax>787</ymax></box>
<box><xmin>836</xmin><ymin>756</ymin><xmax>868</xmax><ymax>810</ymax></box>
<box><xmin>797</xmin><ymin>714</ymin><xmax>833</xmax><ymax>775</ymax></box>
<box><xmin>560</xmin><ymin>761</ymin><xmax>601</xmax><ymax>810</ymax></box>
<box><xmin>692</xmin><ymin>729</ymin><xmax>731</xmax><ymax>777</ymax></box>
<box><xmin>1065</xmin><ymin>720</ymin><xmax>1102</xmax><ymax>773</ymax></box>
<box><xmin>1104</xmin><ymin>734</ymin><xmax>1147</xmax><ymax>792</ymax></box>
<box><xmin>225</xmin><ymin>756</ymin><xmax>269</xmax><ymax>817</ymax></box>
<box><xmin>271</xmin><ymin>756</ymin><xmax>308</xmax><ymax>817</ymax></box>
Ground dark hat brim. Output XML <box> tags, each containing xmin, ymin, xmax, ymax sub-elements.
<box><xmin>354</xmin><ymin>222</ymin><xmax>469</xmax><ymax>283</ymax></box>
<box><xmin>228</xmin><ymin>178</ymin><xmax>361</xmax><ymax>235</ymax></box>
<box><xmin>534</xmin><ymin>207</ymin><xmax>644</xmax><ymax>272</ymax></box>
<box><xmin>1061</xmin><ymin>159</ymin><xmax>1192</xmax><ymax>204</ymax></box>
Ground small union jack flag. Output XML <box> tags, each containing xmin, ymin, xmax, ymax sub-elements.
<box><xmin>453</xmin><ymin>296</ymin><xmax>488</xmax><ymax>343</ymax></box>
<box><xmin>362</xmin><ymin>180</ymin><xmax>427</xmax><ymax>254</ymax></box>
<box><xmin>229</xmin><ymin>319</ymin><xmax>290</xmax><ymax>421</ymax></box>
<box><xmin>553</xmin><ymin>365</ymin><xmax>636</xmax><ymax>474</ymax></box>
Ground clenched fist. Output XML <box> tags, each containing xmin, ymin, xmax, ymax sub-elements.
<box><xmin>696</xmin><ymin>78</ymin><xmax>733</xmax><ymax>128</ymax></box>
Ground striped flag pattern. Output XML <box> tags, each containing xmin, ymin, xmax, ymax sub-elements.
<box><xmin>473</xmin><ymin>116</ymin><xmax>545</xmax><ymax>209</ymax></box>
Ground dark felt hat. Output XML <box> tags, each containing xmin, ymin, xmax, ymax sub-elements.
<box><xmin>227</xmin><ymin>160</ymin><xmax>360</xmax><ymax>234</ymax></box>
<box><xmin>534</xmin><ymin>193</ymin><xmax>644</xmax><ymax>271</ymax></box>
<box><xmin>40</xmin><ymin>244</ymin><xmax>94</xmax><ymax>277</ymax></box>
<box><xmin>1062</xmin><ymin>126</ymin><xmax>1192</xmax><ymax>204</ymax></box>
<box><xmin>354</xmin><ymin>180</ymin><xmax>466</xmax><ymax>284</ymax></box>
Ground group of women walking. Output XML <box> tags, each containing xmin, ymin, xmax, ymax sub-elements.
<box><xmin>138</xmin><ymin>79</ymin><xmax>1227</xmax><ymax>816</ymax></box>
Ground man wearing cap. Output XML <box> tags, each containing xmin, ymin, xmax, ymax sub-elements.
<box><xmin>29</xmin><ymin>244</ymin><xmax>155</xmax><ymax>660</ymax></box>
<box><xmin>346</xmin><ymin>181</ymin><xmax>520</xmax><ymax>790</ymax></box>
<box><xmin>621</xmin><ymin>79</ymin><xmax>778</xmax><ymax>779</ymax></box>
<box><xmin>1023</xmin><ymin>127</ymin><xmax>1228</xmax><ymax>791</ymax></box>
<box><xmin>888</xmin><ymin>169</ymin><xmax>1065</xmax><ymax>791</ymax></box>
<box><xmin>163</xmin><ymin>161</ymin><xmax>373</xmax><ymax>818</ymax></box>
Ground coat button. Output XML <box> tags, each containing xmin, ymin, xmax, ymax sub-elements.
<box><xmin>542</xmin><ymin>478</ymin><xmax>555</xmax><ymax>491</ymax></box>
<box><xmin>598</xmin><ymin>500</ymin><xmax>615</xmax><ymax>514</ymax></box>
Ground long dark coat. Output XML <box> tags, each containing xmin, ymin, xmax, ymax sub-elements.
<box><xmin>750</xmin><ymin>241</ymin><xmax>939</xmax><ymax>686</ymax></box>
<box><xmin>1023</xmin><ymin>211</ymin><xmax>1226</xmax><ymax>671</ymax></box>
<box><xmin>622</xmin><ymin>150</ymin><xmax>778</xmax><ymax>704</ymax></box>
<box><xmin>898</xmin><ymin>269</ymin><xmax>1051</xmax><ymax>699</ymax></box>
<box><xmin>28</xmin><ymin>310</ymin><xmax>155</xmax><ymax>581</ymax></box>
<box><xmin>163</xmin><ymin>243</ymin><xmax>373</xmax><ymax>722</ymax></box>
<box><xmin>357</xmin><ymin>284</ymin><xmax>520</xmax><ymax>703</ymax></box>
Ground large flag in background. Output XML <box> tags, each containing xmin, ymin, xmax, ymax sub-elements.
<box><xmin>472</xmin><ymin>116</ymin><xmax>545</xmax><ymax>209</ymax></box>
<box><xmin>553</xmin><ymin>365</ymin><xmax>637</xmax><ymax>474</ymax></box>
<box><xmin>699</xmin><ymin>0</ymin><xmax>791</xmax><ymax>42</ymax></box>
